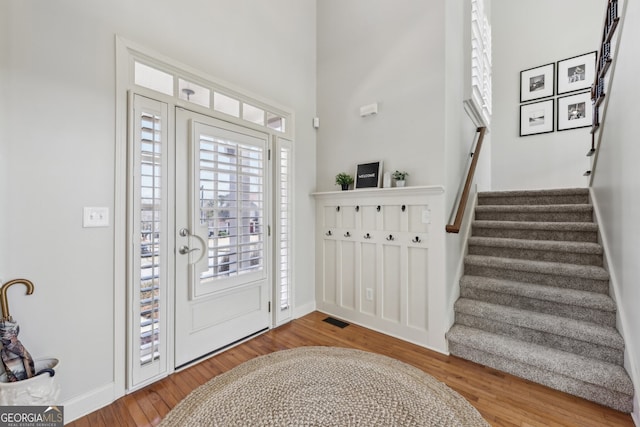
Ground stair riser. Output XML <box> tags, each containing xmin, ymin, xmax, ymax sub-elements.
<box><xmin>468</xmin><ymin>245</ymin><xmax>603</xmax><ymax>266</ymax></box>
<box><xmin>478</xmin><ymin>194</ymin><xmax>590</xmax><ymax>206</ymax></box>
<box><xmin>464</xmin><ymin>263</ymin><xmax>609</xmax><ymax>294</ymax></box>
<box><xmin>472</xmin><ymin>227</ymin><xmax>598</xmax><ymax>243</ymax></box>
<box><xmin>460</xmin><ymin>287</ymin><xmax>616</xmax><ymax>327</ymax></box>
<box><xmin>455</xmin><ymin>312</ymin><xmax>622</xmax><ymax>365</ymax></box>
<box><xmin>475</xmin><ymin>211</ymin><xmax>593</xmax><ymax>222</ymax></box>
<box><xmin>447</xmin><ymin>342</ymin><xmax>633</xmax><ymax>413</ymax></box>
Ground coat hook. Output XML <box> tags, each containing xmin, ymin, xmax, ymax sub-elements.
<box><xmin>402</xmin><ymin>205</ymin><xmax>406</xmax><ymax>212</ymax></box>
<box><xmin>344</xmin><ymin>231</ymin><xmax>351</xmax><ymax>238</ymax></box>
<box><xmin>336</xmin><ymin>206</ymin><xmax>340</xmax><ymax>212</ymax></box>
<box><xmin>377</xmin><ymin>206</ymin><xmax>381</xmax><ymax>212</ymax></box>
<box><xmin>364</xmin><ymin>233</ymin><xmax>371</xmax><ymax>239</ymax></box>
<box><xmin>412</xmin><ymin>236</ymin><xmax>422</xmax><ymax>243</ymax></box>
<box><xmin>325</xmin><ymin>230</ymin><xmax>332</xmax><ymax>236</ymax></box>
<box><xmin>355</xmin><ymin>206</ymin><xmax>360</xmax><ymax>212</ymax></box>
<box><xmin>386</xmin><ymin>234</ymin><xmax>394</xmax><ymax>241</ymax></box>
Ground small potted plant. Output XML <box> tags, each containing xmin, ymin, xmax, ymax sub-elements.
<box><xmin>335</xmin><ymin>172</ymin><xmax>354</xmax><ymax>191</ymax></box>
<box><xmin>392</xmin><ymin>170</ymin><xmax>409</xmax><ymax>187</ymax></box>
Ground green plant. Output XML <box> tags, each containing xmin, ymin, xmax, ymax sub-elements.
<box><xmin>335</xmin><ymin>172</ymin><xmax>354</xmax><ymax>186</ymax></box>
<box><xmin>392</xmin><ymin>170</ymin><xmax>409</xmax><ymax>180</ymax></box>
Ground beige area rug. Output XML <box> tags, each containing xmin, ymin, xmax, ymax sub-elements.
<box><xmin>160</xmin><ymin>346</ymin><xmax>489</xmax><ymax>426</ymax></box>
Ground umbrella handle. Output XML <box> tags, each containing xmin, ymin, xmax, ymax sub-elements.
<box><xmin>0</xmin><ymin>279</ymin><xmax>34</xmax><ymax>320</ymax></box>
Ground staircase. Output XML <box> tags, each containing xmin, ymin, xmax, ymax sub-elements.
<box><xmin>446</xmin><ymin>188</ymin><xmax>634</xmax><ymax>413</ymax></box>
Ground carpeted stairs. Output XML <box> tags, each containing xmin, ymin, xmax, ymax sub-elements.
<box><xmin>446</xmin><ymin>188</ymin><xmax>634</xmax><ymax>413</ymax></box>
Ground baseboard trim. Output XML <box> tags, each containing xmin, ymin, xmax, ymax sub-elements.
<box><xmin>590</xmin><ymin>187</ymin><xmax>640</xmax><ymax>419</ymax></box>
<box><xmin>62</xmin><ymin>382</ymin><xmax>117</xmax><ymax>423</ymax></box>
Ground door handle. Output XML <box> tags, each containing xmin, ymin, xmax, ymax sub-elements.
<box><xmin>178</xmin><ymin>245</ymin><xmax>200</xmax><ymax>255</ymax></box>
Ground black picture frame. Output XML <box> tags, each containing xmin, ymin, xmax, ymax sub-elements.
<box><xmin>557</xmin><ymin>51</ymin><xmax>597</xmax><ymax>95</ymax></box>
<box><xmin>520</xmin><ymin>99</ymin><xmax>554</xmax><ymax>137</ymax></box>
<box><xmin>520</xmin><ymin>63</ymin><xmax>555</xmax><ymax>103</ymax></box>
<box><xmin>354</xmin><ymin>161</ymin><xmax>383</xmax><ymax>189</ymax></box>
<box><xmin>557</xmin><ymin>91</ymin><xmax>592</xmax><ymax>131</ymax></box>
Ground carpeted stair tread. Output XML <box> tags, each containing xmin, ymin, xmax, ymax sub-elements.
<box><xmin>472</xmin><ymin>220</ymin><xmax>598</xmax><ymax>232</ymax></box>
<box><xmin>478</xmin><ymin>188</ymin><xmax>589</xmax><ymax>199</ymax></box>
<box><xmin>464</xmin><ymin>255</ymin><xmax>609</xmax><ymax>281</ymax></box>
<box><xmin>460</xmin><ymin>275</ymin><xmax>616</xmax><ymax>313</ymax></box>
<box><xmin>475</xmin><ymin>204</ymin><xmax>593</xmax><ymax>214</ymax></box>
<box><xmin>467</xmin><ymin>237</ymin><xmax>602</xmax><ymax>255</ymax></box>
<box><xmin>454</xmin><ymin>298</ymin><xmax>624</xmax><ymax>350</ymax></box>
<box><xmin>446</xmin><ymin>324</ymin><xmax>633</xmax><ymax>396</ymax></box>
<box><xmin>447</xmin><ymin>327</ymin><xmax>633</xmax><ymax>412</ymax></box>
<box><xmin>477</xmin><ymin>188</ymin><xmax>590</xmax><ymax>206</ymax></box>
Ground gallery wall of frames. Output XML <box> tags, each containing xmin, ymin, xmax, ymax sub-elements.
<box><xmin>518</xmin><ymin>51</ymin><xmax>596</xmax><ymax>137</ymax></box>
<box><xmin>518</xmin><ymin>0</ymin><xmax>619</xmax><ymax>138</ymax></box>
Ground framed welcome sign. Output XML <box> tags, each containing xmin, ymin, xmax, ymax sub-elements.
<box><xmin>355</xmin><ymin>161</ymin><xmax>383</xmax><ymax>189</ymax></box>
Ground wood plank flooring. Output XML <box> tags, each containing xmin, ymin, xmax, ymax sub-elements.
<box><xmin>68</xmin><ymin>311</ymin><xmax>634</xmax><ymax>426</ymax></box>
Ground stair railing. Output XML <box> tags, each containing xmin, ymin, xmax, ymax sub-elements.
<box><xmin>587</xmin><ymin>0</ymin><xmax>623</xmax><ymax>178</ymax></box>
<box><xmin>446</xmin><ymin>126</ymin><xmax>486</xmax><ymax>233</ymax></box>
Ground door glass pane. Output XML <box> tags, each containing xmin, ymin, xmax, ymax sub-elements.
<box><xmin>134</xmin><ymin>62</ymin><xmax>174</xmax><ymax>96</ymax></box>
<box><xmin>242</xmin><ymin>103</ymin><xmax>265</xmax><ymax>125</ymax></box>
<box><xmin>267</xmin><ymin>112</ymin><xmax>286</xmax><ymax>132</ymax></box>
<box><xmin>213</xmin><ymin>92</ymin><xmax>240</xmax><ymax>117</ymax></box>
<box><xmin>198</xmin><ymin>133</ymin><xmax>264</xmax><ymax>283</ymax></box>
<box><xmin>178</xmin><ymin>78</ymin><xmax>211</xmax><ymax>108</ymax></box>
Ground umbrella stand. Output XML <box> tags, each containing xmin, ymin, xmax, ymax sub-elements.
<box><xmin>0</xmin><ymin>279</ymin><xmax>36</xmax><ymax>382</ymax></box>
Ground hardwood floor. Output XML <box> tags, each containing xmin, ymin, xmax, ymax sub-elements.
<box><xmin>68</xmin><ymin>311</ymin><xmax>634</xmax><ymax>426</ymax></box>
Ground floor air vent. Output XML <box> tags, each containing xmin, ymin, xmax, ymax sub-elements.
<box><xmin>323</xmin><ymin>317</ymin><xmax>350</xmax><ymax>328</ymax></box>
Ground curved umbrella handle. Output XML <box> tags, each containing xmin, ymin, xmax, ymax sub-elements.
<box><xmin>0</xmin><ymin>279</ymin><xmax>34</xmax><ymax>320</ymax></box>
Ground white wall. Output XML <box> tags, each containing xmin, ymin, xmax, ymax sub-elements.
<box><xmin>591</xmin><ymin>0</ymin><xmax>640</xmax><ymax>420</ymax></box>
<box><xmin>316</xmin><ymin>0</ymin><xmax>493</xmax><ymax>340</ymax></box>
<box><xmin>0</xmin><ymin>1</ymin><xmax>7</xmax><ymax>279</ymax></box>
<box><xmin>316</xmin><ymin>0</ymin><xmax>445</xmax><ymax>192</ymax></box>
<box><xmin>1</xmin><ymin>0</ymin><xmax>316</xmax><ymax>419</ymax></box>
<box><xmin>491</xmin><ymin>0</ymin><xmax>602</xmax><ymax>190</ymax></box>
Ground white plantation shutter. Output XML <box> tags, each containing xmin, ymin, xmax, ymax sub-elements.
<box><xmin>275</xmin><ymin>137</ymin><xmax>293</xmax><ymax>325</ymax></box>
<box><xmin>130</xmin><ymin>94</ymin><xmax>169</xmax><ymax>387</ymax></box>
<box><xmin>466</xmin><ymin>0</ymin><xmax>492</xmax><ymax>128</ymax></box>
<box><xmin>197</xmin><ymin>131</ymin><xmax>265</xmax><ymax>284</ymax></box>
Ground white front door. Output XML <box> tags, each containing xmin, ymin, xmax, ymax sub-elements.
<box><xmin>174</xmin><ymin>108</ymin><xmax>271</xmax><ymax>368</ymax></box>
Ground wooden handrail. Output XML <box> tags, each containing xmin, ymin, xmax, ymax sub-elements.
<box><xmin>446</xmin><ymin>126</ymin><xmax>486</xmax><ymax>234</ymax></box>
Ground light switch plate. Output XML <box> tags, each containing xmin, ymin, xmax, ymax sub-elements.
<box><xmin>421</xmin><ymin>209</ymin><xmax>431</xmax><ymax>224</ymax></box>
<box><xmin>83</xmin><ymin>207</ymin><xmax>109</xmax><ymax>227</ymax></box>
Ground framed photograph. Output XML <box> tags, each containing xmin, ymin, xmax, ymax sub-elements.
<box><xmin>520</xmin><ymin>99</ymin><xmax>554</xmax><ymax>136</ymax></box>
<box><xmin>520</xmin><ymin>63</ymin><xmax>555</xmax><ymax>103</ymax></box>
<box><xmin>557</xmin><ymin>91</ymin><xmax>592</xmax><ymax>131</ymax></box>
<box><xmin>557</xmin><ymin>51</ymin><xmax>596</xmax><ymax>95</ymax></box>
<box><xmin>355</xmin><ymin>161</ymin><xmax>383</xmax><ymax>189</ymax></box>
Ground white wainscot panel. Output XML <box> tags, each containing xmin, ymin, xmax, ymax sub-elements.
<box><xmin>313</xmin><ymin>186</ymin><xmax>447</xmax><ymax>353</ymax></box>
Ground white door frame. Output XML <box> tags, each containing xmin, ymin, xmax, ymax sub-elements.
<box><xmin>116</xmin><ymin>36</ymin><xmax>295</xmax><ymax>395</ymax></box>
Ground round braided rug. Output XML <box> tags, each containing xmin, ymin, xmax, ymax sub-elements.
<box><xmin>159</xmin><ymin>346</ymin><xmax>489</xmax><ymax>427</ymax></box>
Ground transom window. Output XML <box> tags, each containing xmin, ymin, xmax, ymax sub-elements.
<box><xmin>134</xmin><ymin>60</ymin><xmax>287</xmax><ymax>134</ymax></box>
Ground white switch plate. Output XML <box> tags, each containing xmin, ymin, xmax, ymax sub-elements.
<box><xmin>421</xmin><ymin>208</ymin><xmax>431</xmax><ymax>224</ymax></box>
<box><xmin>83</xmin><ymin>207</ymin><xmax>109</xmax><ymax>227</ymax></box>
<box><xmin>365</xmin><ymin>288</ymin><xmax>374</xmax><ymax>301</ymax></box>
